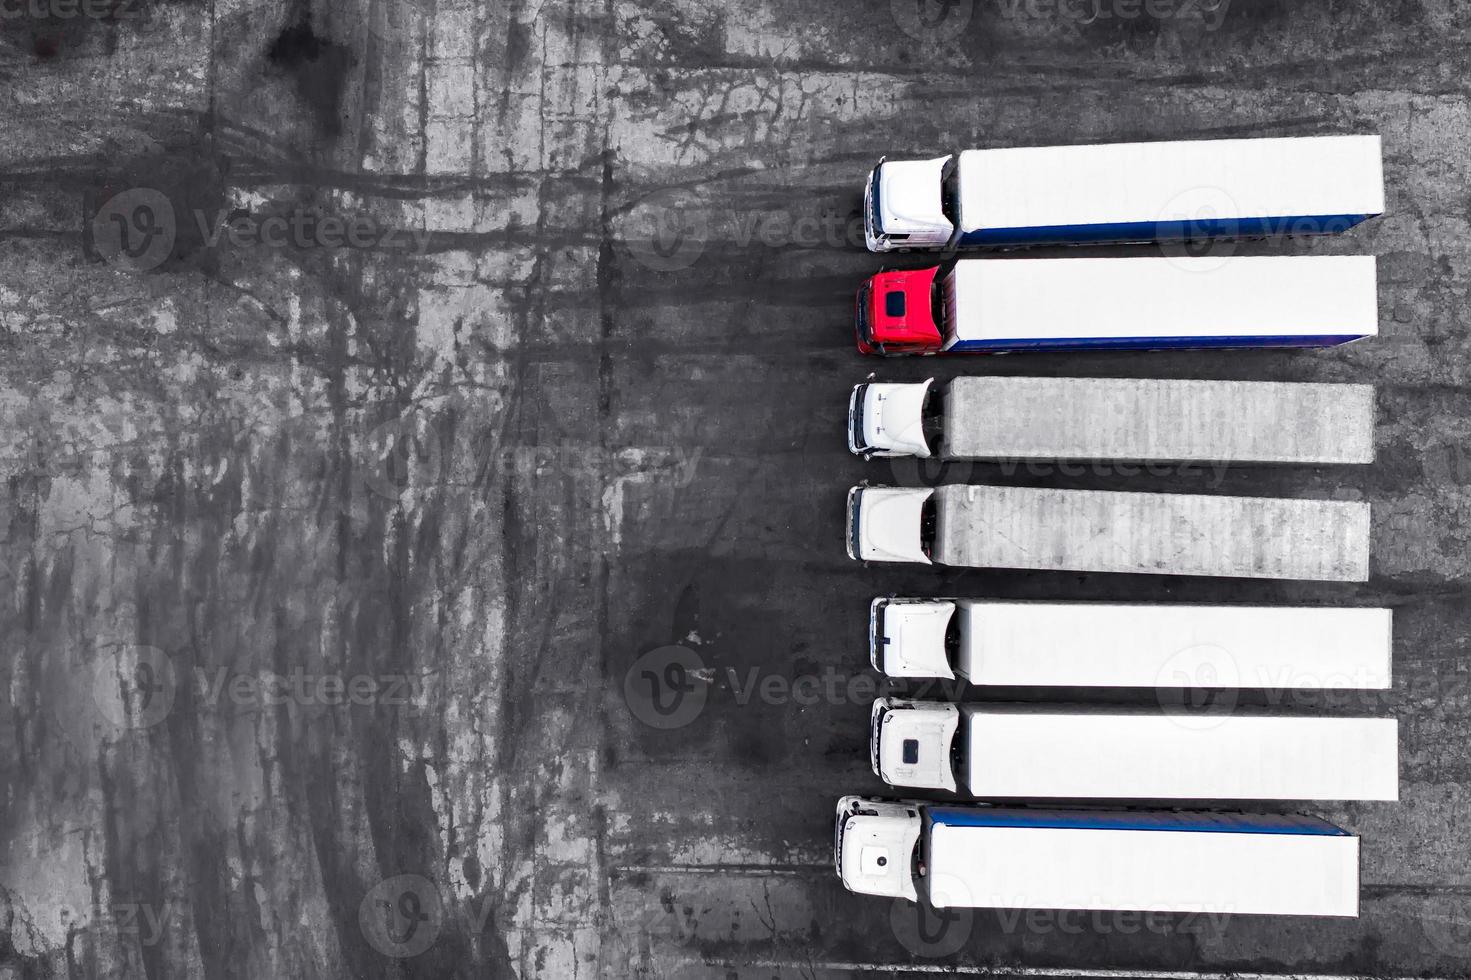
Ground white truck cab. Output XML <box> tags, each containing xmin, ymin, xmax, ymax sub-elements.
<box><xmin>871</xmin><ymin>698</ymin><xmax>961</xmax><ymax>793</ymax></box>
<box><xmin>864</xmin><ymin>157</ymin><xmax>955</xmax><ymax>252</ymax></box>
<box><xmin>848</xmin><ymin>380</ymin><xmax>935</xmax><ymax>458</ymax></box>
<box><xmin>869</xmin><ymin>598</ymin><xmax>956</xmax><ymax>677</ymax></box>
<box><xmin>845</xmin><ymin>486</ymin><xmax>934</xmax><ymax>563</ymax></box>
<box><xmin>834</xmin><ymin>796</ymin><xmax>922</xmax><ymax>901</ymax></box>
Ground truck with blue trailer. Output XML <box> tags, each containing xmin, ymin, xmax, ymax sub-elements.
<box><xmin>855</xmin><ymin>254</ymin><xmax>1378</xmax><ymax>355</ymax></box>
<box><xmin>835</xmin><ymin>797</ymin><xmax>1360</xmax><ymax>916</ymax></box>
<box><xmin>862</xmin><ymin>134</ymin><xmax>1383</xmax><ymax>252</ymax></box>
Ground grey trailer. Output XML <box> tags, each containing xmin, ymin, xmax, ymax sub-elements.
<box><xmin>849</xmin><ymin>377</ymin><xmax>1375</xmax><ymax>464</ymax></box>
<box><xmin>847</xmin><ymin>484</ymin><xmax>1370</xmax><ymax>581</ymax></box>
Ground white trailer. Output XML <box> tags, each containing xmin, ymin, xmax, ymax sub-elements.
<box><xmin>849</xmin><ymin>376</ymin><xmax>1376</xmax><ymax>463</ymax></box>
<box><xmin>862</xmin><ymin>134</ymin><xmax>1384</xmax><ymax>252</ymax></box>
<box><xmin>869</xmin><ymin>597</ymin><xmax>1393</xmax><ymax>687</ymax></box>
<box><xmin>846</xmin><ymin>484</ymin><xmax>1371</xmax><ymax>581</ymax></box>
<box><xmin>870</xmin><ymin>700</ymin><xmax>1399</xmax><ymax>801</ymax></box>
<box><xmin>836</xmin><ymin>797</ymin><xmax>1360</xmax><ymax>917</ymax></box>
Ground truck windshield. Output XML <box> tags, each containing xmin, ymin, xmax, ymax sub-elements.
<box><xmin>856</xmin><ymin>281</ymin><xmax>874</xmax><ymax>347</ymax></box>
<box><xmin>923</xmin><ymin>385</ymin><xmax>944</xmax><ymax>453</ymax></box>
<box><xmin>871</xmin><ymin>601</ymin><xmax>887</xmax><ymax>670</ymax></box>
<box><xmin>869</xmin><ymin>165</ymin><xmax>883</xmax><ymax>237</ymax></box>
<box><xmin>834</xmin><ymin>807</ymin><xmax>851</xmax><ymax>876</ymax></box>
<box><xmin>920</xmin><ymin>494</ymin><xmax>937</xmax><ymax>560</ymax></box>
<box><xmin>940</xmin><ymin>156</ymin><xmax>959</xmax><ymax>228</ymax></box>
<box><xmin>931</xmin><ymin>272</ymin><xmax>946</xmax><ymax>333</ymax></box>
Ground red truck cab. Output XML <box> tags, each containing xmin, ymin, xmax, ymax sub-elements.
<box><xmin>855</xmin><ymin>266</ymin><xmax>943</xmax><ymax>355</ymax></box>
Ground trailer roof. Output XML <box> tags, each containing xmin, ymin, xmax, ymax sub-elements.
<box><xmin>957</xmin><ymin>709</ymin><xmax>1399</xmax><ymax>800</ymax></box>
<box><xmin>943</xmin><ymin>255</ymin><xmax>1378</xmax><ymax>345</ymax></box>
<box><xmin>930</xmin><ymin>484</ymin><xmax>1371</xmax><ymax>580</ymax></box>
<box><xmin>955</xmin><ymin>135</ymin><xmax>1384</xmax><ymax>233</ymax></box>
<box><xmin>940</xmin><ymin>376</ymin><xmax>1375</xmax><ymax>464</ymax></box>
<box><xmin>954</xmin><ymin>601</ymin><xmax>1392</xmax><ymax>688</ymax></box>
<box><xmin>925</xmin><ymin>819</ymin><xmax>1358</xmax><ymax>915</ymax></box>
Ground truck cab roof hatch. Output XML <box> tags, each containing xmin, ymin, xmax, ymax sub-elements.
<box><xmin>873</xmin><ymin>699</ymin><xmax>960</xmax><ymax>792</ymax></box>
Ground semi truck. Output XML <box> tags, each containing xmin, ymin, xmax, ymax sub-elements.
<box><xmin>870</xmin><ymin>700</ymin><xmax>1399</xmax><ymax>801</ymax></box>
<box><xmin>854</xmin><ymin>254</ymin><xmax>1378</xmax><ymax>355</ymax></box>
<box><xmin>846</xmin><ymin>484</ymin><xmax>1371</xmax><ymax>581</ymax></box>
<box><xmin>862</xmin><ymin>134</ymin><xmax>1384</xmax><ymax>252</ymax></box>
<box><xmin>848</xmin><ymin>376</ymin><xmax>1375</xmax><ymax>462</ymax></box>
<box><xmin>869</xmin><ymin>598</ymin><xmax>1393</xmax><ymax>686</ymax></box>
<box><xmin>835</xmin><ymin>797</ymin><xmax>1360</xmax><ymax>916</ymax></box>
